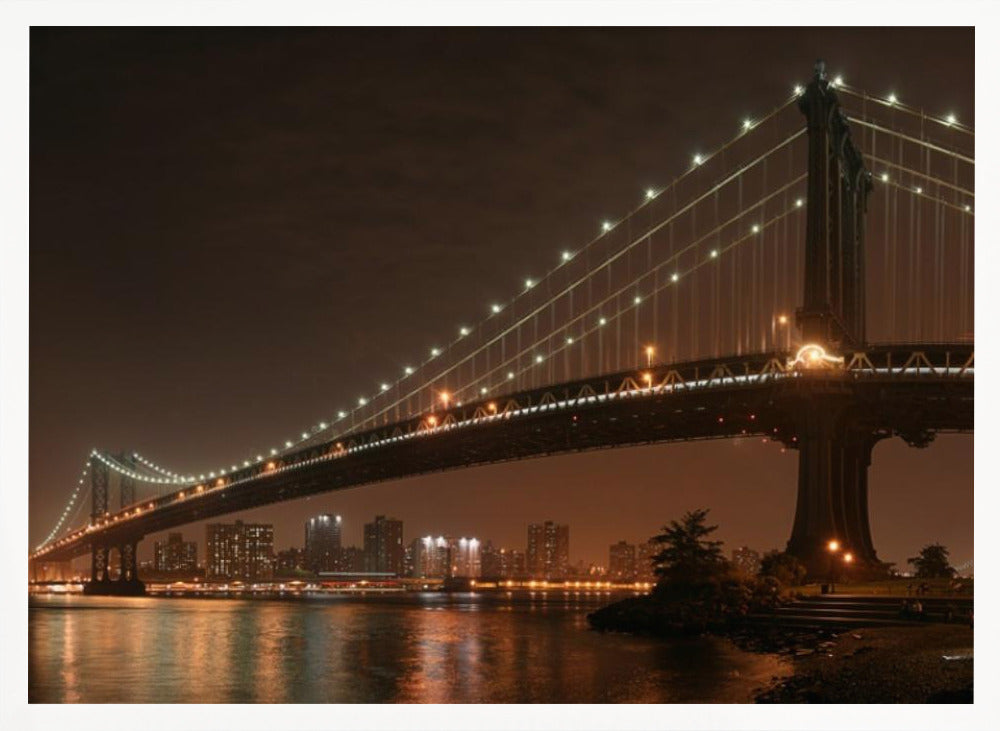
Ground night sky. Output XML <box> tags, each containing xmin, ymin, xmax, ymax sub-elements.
<box><xmin>29</xmin><ymin>27</ymin><xmax>973</xmax><ymax>570</ymax></box>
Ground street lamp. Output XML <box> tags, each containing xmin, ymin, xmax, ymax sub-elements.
<box><xmin>826</xmin><ymin>540</ymin><xmax>841</xmax><ymax>593</ymax></box>
<box><xmin>774</xmin><ymin>313</ymin><xmax>790</xmax><ymax>350</ymax></box>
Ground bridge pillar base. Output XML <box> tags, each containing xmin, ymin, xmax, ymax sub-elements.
<box><xmin>785</xmin><ymin>403</ymin><xmax>887</xmax><ymax>580</ymax></box>
<box><xmin>83</xmin><ymin>579</ymin><xmax>147</xmax><ymax>596</ymax></box>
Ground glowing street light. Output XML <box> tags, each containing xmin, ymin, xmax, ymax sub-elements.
<box><xmin>602</xmin><ymin>221</ymin><xmax>612</xmax><ymax>232</ymax></box>
<box><xmin>404</xmin><ymin>366</ymin><xmax>414</xmax><ymax>375</ymax></box>
<box><xmin>742</xmin><ymin>118</ymin><xmax>753</xmax><ymax>131</ymax></box>
<box><xmin>491</xmin><ymin>304</ymin><xmax>502</xmax><ymax>314</ymax></box>
<box><xmin>880</xmin><ymin>173</ymin><xmax>889</xmax><ymax>182</ymax></box>
<box><xmin>439</xmin><ymin>391</ymin><xmax>451</xmax><ymax>407</ymax></box>
<box><xmin>645</xmin><ymin>188</ymin><xmax>656</xmax><ymax>200</ymax></box>
<box><xmin>843</xmin><ymin>552</ymin><xmax>854</xmax><ymax>564</ymax></box>
<box><xmin>562</xmin><ymin>250</ymin><xmax>573</xmax><ymax>261</ymax></box>
<box><xmin>692</xmin><ymin>153</ymin><xmax>703</xmax><ymax>166</ymax></box>
<box><xmin>525</xmin><ymin>278</ymin><xmax>534</xmax><ymax>289</ymax></box>
<box><xmin>827</xmin><ymin>540</ymin><xmax>840</xmax><ymax>553</ymax></box>
<box><xmin>945</xmin><ymin>113</ymin><xmax>957</xmax><ymax>126</ymax></box>
<box><xmin>887</xmin><ymin>93</ymin><xmax>897</xmax><ymax>105</ymax></box>
<box><xmin>645</xmin><ymin>345</ymin><xmax>655</xmax><ymax>367</ymax></box>
<box><xmin>459</xmin><ymin>326</ymin><xmax>470</xmax><ymax>337</ymax></box>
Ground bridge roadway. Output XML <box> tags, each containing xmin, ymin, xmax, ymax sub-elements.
<box><xmin>31</xmin><ymin>343</ymin><xmax>972</xmax><ymax>566</ymax></box>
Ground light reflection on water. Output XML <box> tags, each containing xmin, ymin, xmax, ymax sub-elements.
<box><xmin>29</xmin><ymin>593</ymin><xmax>790</xmax><ymax>703</ymax></box>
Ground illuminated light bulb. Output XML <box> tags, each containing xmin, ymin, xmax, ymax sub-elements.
<box><xmin>709</xmin><ymin>249</ymin><xmax>718</xmax><ymax>259</ymax></box>
<box><xmin>430</xmin><ymin>347</ymin><xmax>440</xmax><ymax>357</ymax></box>
<box><xmin>562</xmin><ymin>250</ymin><xmax>572</xmax><ymax>261</ymax></box>
<box><xmin>693</xmin><ymin>154</ymin><xmax>703</xmax><ymax>166</ymax></box>
<box><xmin>319</xmin><ymin>422</ymin><xmax>327</xmax><ymax>430</ymax></box>
<box><xmin>535</xmin><ymin>354</ymin><xmax>544</xmax><ymax>363</ymax></box>
<box><xmin>794</xmin><ymin>84</ymin><xmax>804</xmax><ymax>96</ymax></box>
<box><xmin>671</xmin><ymin>273</ymin><xmax>679</xmax><ymax>283</ymax></box>
<box><xmin>742</xmin><ymin>118</ymin><xmax>752</xmax><ymax>131</ymax></box>
<box><xmin>599</xmin><ymin>317</ymin><xmax>607</xmax><ymax>326</ymax></box>
<box><xmin>566</xmin><ymin>336</ymin><xmax>574</xmax><ymax>344</ymax></box>
<box><xmin>751</xmin><ymin>224</ymin><xmax>760</xmax><ymax>234</ymax></box>
<box><xmin>404</xmin><ymin>366</ymin><xmax>414</xmax><ymax>375</ymax></box>
<box><xmin>381</xmin><ymin>383</ymin><xmax>389</xmax><ymax>391</ymax></box>
<box><xmin>602</xmin><ymin>221</ymin><xmax>612</xmax><ymax>232</ymax></box>
<box><xmin>337</xmin><ymin>411</ymin><xmax>347</xmax><ymax>419</ymax></box>
<box><xmin>427</xmin><ymin>415</ymin><xmax>437</xmax><ymax>427</ymax></box>
<box><xmin>285</xmin><ymin>440</ymin><xmax>293</xmax><ymax>448</ymax></box>
<box><xmin>946</xmin><ymin>113</ymin><xmax>957</xmax><ymax>125</ymax></box>
<box><xmin>301</xmin><ymin>432</ymin><xmax>308</xmax><ymax>439</ymax></box>
<box><xmin>915</xmin><ymin>187</ymin><xmax>923</xmax><ymax>195</ymax></box>
<box><xmin>887</xmin><ymin>93</ymin><xmax>897</xmax><ymax>105</ymax></box>
<box><xmin>796</xmin><ymin>198</ymin><xmax>804</xmax><ymax>207</ymax></box>
<box><xmin>633</xmin><ymin>295</ymin><xmax>641</xmax><ymax>305</ymax></box>
<box><xmin>459</xmin><ymin>326</ymin><xmax>470</xmax><ymax>336</ymax></box>
<box><xmin>439</xmin><ymin>391</ymin><xmax>451</xmax><ymax>406</ymax></box>
<box><xmin>491</xmin><ymin>304</ymin><xmax>501</xmax><ymax>314</ymax></box>
<box><xmin>964</xmin><ymin>204</ymin><xmax>971</xmax><ymax>213</ymax></box>
<box><xmin>880</xmin><ymin>173</ymin><xmax>889</xmax><ymax>182</ymax></box>
<box><xmin>507</xmin><ymin>371</ymin><xmax>515</xmax><ymax>380</ymax></box>
<box><xmin>645</xmin><ymin>189</ymin><xmax>655</xmax><ymax>200</ymax></box>
<box><xmin>525</xmin><ymin>278</ymin><xmax>534</xmax><ymax>289</ymax></box>
<box><xmin>480</xmin><ymin>387</ymin><xmax>488</xmax><ymax>395</ymax></box>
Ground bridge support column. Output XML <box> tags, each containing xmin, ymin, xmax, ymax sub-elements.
<box><xmin>785</xmin><ymin>404</ymin><xmax>884</xmax><ymax>579</ymax></box>
<box><xmin>85</xmin><ymin>538</ymin><xmax>145</xmax><ymax>596</ymax></box>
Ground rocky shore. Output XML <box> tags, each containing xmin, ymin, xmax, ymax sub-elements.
<box><xmin>588</xmin><ymin>596</ymin><xmax>973</xmax><ymax>703</ymax></box>
<box><xmin>754</xmin><ymin>624</ymin><xmax>973</xmax><ymax>703</ymax></box>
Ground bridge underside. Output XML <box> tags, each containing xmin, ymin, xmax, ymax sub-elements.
<box><xmin>35</xmin><ymin>347</ymin><xmax>972</xmax><ymax>586</ymax></box>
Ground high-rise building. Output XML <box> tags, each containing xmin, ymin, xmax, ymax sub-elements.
<box><xmin>636</xmin><ymin>539</ymin><xmax>658</xmax><ymax>582</ymax></box>
<box><xmin>363</xmin><ymin>515</ymin><xmax>404</xmax><ymax>576</ymax></box>
<box><xmin>304</xmin><ymin>514</ymin><xmax>342</xmax><ymax>573</ymax></box>
<box><xmin>502</xmin><ymin>549</ymin><xmax>526</xmax><ymax>578</ymax></box>
<box><xmin>732</xmin><ymin>546</ymin><xmax>762</xmax><ymax>577</ymax></box>
<box><xmin>527</xmin><ymin>521</ymin><xmax>569</xmax><ymax>579</ymax></box>
<box><xmin>206</xmin><ymin>520</ymin><xmax>274</xmax><ymax>581</ymax></box>
<box><xmin>608</xmin><ymin>540</ymin><xmax>637</xmax><ymax>581</ymax></box>
<box><xmin>153</xmin><ymin>532</ymin><xmax>198</xmax><ymax>574</ymax></box>
<box><xmin>453</xmin><ymin>537</ymin><xmax>481</xmax><ymax>578</ymax></box>
<box><xmin>480</xmin><ymin>540</ymin><xmax>501</xmax><ymax>578</ymax></box>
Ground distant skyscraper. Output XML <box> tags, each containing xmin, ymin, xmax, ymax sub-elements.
<box><xmin>527</xmin><ymin>521</ymin><xmax>569</xmax><ymax>579</ymax></box>
<box><xmin>363</xmin><ymin>515</ymin><xmax>404</xmax><ymax>575</ymax></box>
<box><xmin>453</xmin><ymin>537</ymin><xmax>481</xmax><ymax>578</ymax></box>
<box><xmin>304</xmin><ymin>514</ymin><xmax>342</xmax><ymax>573</ymax></box>
<box><xmin>480</xmin><ymin>540</ymin><xmax>501</xmax><ymax>578</ymax></box>
<box><xmin>636</xmin><ymin>539</ymin><xmax>658</xmax><ymax>582</ymax></box>
<box><xmin>732</xmin><ymin>546</ymin><xmax>762</xmax><ymax>577</ymax></box>
<box><xmin>608</xmin><ymin>540</ymin><xmax>637</xmax><ymax>581</ymax></box>
<box><xmin>154</xmin><ymin>532</ymin><xmax>198</xmax><ymax>574</ymax></box>
<box><xmin>206</xmin><ymin>520</ymin><xmax>274</xmax><ymax>581</ymax></box>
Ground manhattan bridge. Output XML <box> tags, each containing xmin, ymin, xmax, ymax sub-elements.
<box><xmin>30</xmin><ymin>62</ymin><xmax>974</xmax><ymax>592</ymax></box>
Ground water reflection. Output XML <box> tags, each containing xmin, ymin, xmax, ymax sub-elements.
<box><xmin>29</xmin><ymin>593</ymin><xmax>790</xmax><ymax>703</ymax></box>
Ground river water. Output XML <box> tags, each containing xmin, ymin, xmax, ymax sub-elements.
<box><xmin>29</xmin><ymin>593</ymin><xmax>790</xmax><ymax>703</ymax></box>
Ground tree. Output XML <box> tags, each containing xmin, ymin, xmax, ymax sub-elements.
<box><xmin>651</xmin><ymin>508</ymin><xmax>727</xmax><ymax>584</ymax></box>
<box><xmin>907</xmin><ymin>543</ymin><xmax>956</xmax><ymax>579</ymax></box>
<box><xmin>758</xmin><ymin>551</ymin><xmax>807</xmax><ymax>587</ymax></box>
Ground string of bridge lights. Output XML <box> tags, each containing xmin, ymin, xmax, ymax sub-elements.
<box><xmin>35</xmin><ymin>460</ymin><xmax>91</xmax><ymax>550</ymax></box>
<box><xmin>97</xmin><ymin>89</ymin><xmax>805</xmax><ymax>483</ymax></box>
<box><xmin>35</xmin><ymin>75</ymin><xmax>975</xmax><ymax>551</ymax></box>
<box><xmin>329</xmin><ymin>125</ymin><xmax>812</xmax><ymax>439</ymax></box>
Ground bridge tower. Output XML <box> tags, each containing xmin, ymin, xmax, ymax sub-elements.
<box><xmin>796</xmin><ymin>59</ymin><xmax>872</xmax><ymax>349</ymax></box>
<box><xmin>84</xmin><ymin>452</ymin><xmax>145</xmax><ymax>595</ymax></box>
<box><xmin>786</xmin><ymin>60</ymin><xmax>881</xmax><ymax>577</ymax></box>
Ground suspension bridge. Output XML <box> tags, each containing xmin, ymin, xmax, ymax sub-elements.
<box><xmin>29</xmin><ymin>62</ymin><xmax>974</xmax><ymax>592</ymax></box>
